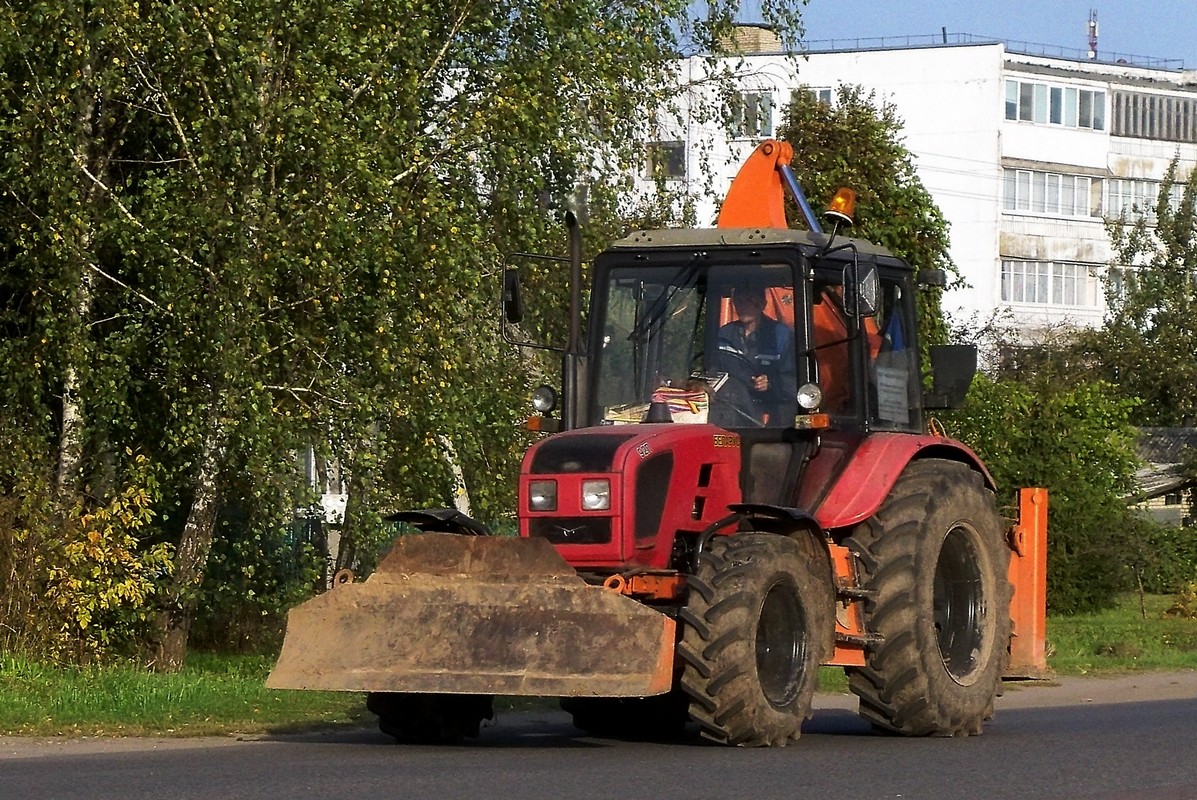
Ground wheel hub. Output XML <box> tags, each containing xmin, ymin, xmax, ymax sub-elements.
<box><xmin>934</xmin><ymin>526</ymin><xmax>987</xmax><ymax>683</ymax></box>
<box><xmin>756</xmin><ymin>581</ymin><xmax>807</xmax><ymax>708</ymax></box>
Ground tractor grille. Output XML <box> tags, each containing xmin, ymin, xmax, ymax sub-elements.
<box><xmin>528</xmin><ymin>516</ymin><xmax>612</xmax><ymax>545</ymax></box>
<box><xmin>634</xmin><ymin>452</ymin><xmax>673</xmax><ymax>543</ymax></box>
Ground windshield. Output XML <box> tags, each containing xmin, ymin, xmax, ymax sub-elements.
<box><xmin>590</xmin><ymin>261</ymin><xmax>801</xmax><ymax>428</ymax></box>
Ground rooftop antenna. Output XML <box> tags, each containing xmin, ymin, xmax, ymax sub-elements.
<box><xmin>1087</xmin><ymin>9</ymin><xmax>1098</xmax><ymax>60</ymax></box>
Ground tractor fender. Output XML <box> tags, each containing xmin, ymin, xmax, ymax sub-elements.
<box><xmin>725</xmin><ymin>502</ymin><xmax>835</xmax><ymax>575</ymax></box>
<box><xmin>813</xmin><ymin>433</ymin><xmax>995</xmax><ymax>531</ymax></box>
<box><xmin>727</xmin><ymin>502</ymin><xmax>820</xmax><ymax>534</ymax></box>
<box><xmin>714</xmin><ymin>503</ymin><xmax>834</xmax><ymax>576</ymax></box>
<box><xmin>388</xmin><ymin>507</ymin><xmax>492</xmax><ymax>536</ymax></box>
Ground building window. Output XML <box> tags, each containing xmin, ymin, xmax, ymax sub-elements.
<box><xmin>1107</xmin><ymin>266</ymin><xmax>1129</xmax><ymax>302</ymax></box>
<box><xmin>645</xmin><ymin>141</ymin><xmax>686</xmax><ymax>180</ymax></box>
<box><xmin>1005</xmin><ymin>79</ymin><xmax>1105</xmax><ymax>131</ymax></box>
<box><xmin>730</xmin><ymin>91</ymin><xmax>773</xmax><ymax>138</ymax></box>
<box><xmin>1002</xmin><ymin>169</ymin><xmax>1100</xmax><ymax>217</ymax></box>
<box><xmin>795</xmin><ymin>87</ymin><xmax>833</xmax><ymax>106</ymax></box>
<box><xmin>1001</xmin><ymin>260</ymin><xmax>1100</xmax><ymax>307</ymax></box>
<box><xmin>1106</xmin><ymin>178</ymin><xmax>1185</xmax><ymax>222</ymax></box>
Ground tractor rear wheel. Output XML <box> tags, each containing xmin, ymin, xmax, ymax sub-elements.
<box><xmin>365</xmin><ymin>692</ymin><xmax>493</xmax><ymax>744</ymax></box>
<box><xmin>679</xmin><ymin>533</ymin><xmax>832</xmax><ymax>746</ymax></box>
<box><xmin>845</xmin><ymin>459</ymin><xmax>1011</xmax><ymax>736</ymax></box>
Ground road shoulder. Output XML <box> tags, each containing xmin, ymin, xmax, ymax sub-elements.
<box><xmin>811</xmin><ymin>668</ymin><xmax>1197</xmax><ymax>711</ymax></box>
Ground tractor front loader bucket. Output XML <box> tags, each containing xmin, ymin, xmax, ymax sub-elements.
<box><xmin>267</xmin><ymin>533</ymin><xmax>676</xmax><ymax>697</ymax></box>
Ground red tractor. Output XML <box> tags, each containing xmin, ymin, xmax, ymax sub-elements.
<box><xmin>269</xmin><ymin>139</ymin><xmax>1048</xmax><ymax>747</ymax></box>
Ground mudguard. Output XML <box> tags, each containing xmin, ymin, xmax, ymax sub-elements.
<box><xmin>813</xmin><ymin>433</ymin><xmax>994</xmax><ymax>530</ymax></box>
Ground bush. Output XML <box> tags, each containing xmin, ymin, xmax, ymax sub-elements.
<box><xmin>0</xmin><ymin>456</ymin><xmax>171</xmax><ymax>663</ymax></box>
<box><xmin>1135</xmin><ymin>523</ymin><xmax>1197</xmax><ymax>594</ymax></box>
<box><xmin>1165</xmin><ymin>582</ymin><xmax>1197</xmax><ymax>619</ymax></box>
<box><xmin>944</xmin><ymin>375</ymin><xmax>1143</xmax><ymax>614</ymax></box>
<box><xmin>189</xmin><ymin>508</ymin><xmax>325</xmax><ymax>654</ymax></box>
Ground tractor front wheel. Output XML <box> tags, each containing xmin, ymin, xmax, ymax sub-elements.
<box><xmin>365</xmin><ymin>692</ymin><xmax>493</xmax><ymax>744</ymax></box>
<box><xmin>561</xmin><ymin>692</ymin><xmax>690</xmax><ymax>740</ymax></box>
<box><xmin>679</xmin><ymin>533</ymin><xmax>832</xmax><ymax>746</ymax></box>
<box><xmin>845</xmin><ymin>459</ymin><xmax>1012</xmax><ymax>736</ymax></box>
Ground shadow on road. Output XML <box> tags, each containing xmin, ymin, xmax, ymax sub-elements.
<box><xmin>259</xmin><ymin>705</ymin><xmax>880</xmax><ymax>750</ymax></box>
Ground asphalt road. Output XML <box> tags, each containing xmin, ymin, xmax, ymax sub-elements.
<box><xmin>5</xmin><ymin>671</ymin><xmax>1196</xmax><ymax>800</ymax></box>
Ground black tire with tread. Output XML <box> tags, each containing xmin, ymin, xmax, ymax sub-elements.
<box><xmin>678</xmin><ymin>533</ymin><xmax>833</xmax><ymax>746</ymax></box>
<box><xmin>561</xmin><ymin>692</ymin><xmax>690</xmax><ymax>740</ymax></box>
<box><xmin>365</xmin><ymin>692</ymin><xmax>493</xmax><ymax>744</ymax></box>
<box><xmin>845</xmin><ymin>459</ymin><xmax>1012</xmax><ymax>737</ymax></box>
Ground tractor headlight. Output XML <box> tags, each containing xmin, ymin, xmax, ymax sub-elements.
<box><xmin>531</xmin><ymin>385</ymin><xmax>558</xmax><ymax>413</ymax></box>
<box><xmin>797</xmin><ymin>382</ymin><xmax>823</xmax><ymax>411</ymax></box>
<box><xmin>528</xmin><ymin>479</ymin><xmax>558</xmax><ymax>512</ymax></box>
<box><xmin>581</xmin><ymin>479</ymin><xmax>611</xmax><ymax>511</ymax></box>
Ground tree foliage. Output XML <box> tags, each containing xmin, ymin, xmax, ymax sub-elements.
<box><xmin>1077</xmin><ymin>157</ymin><xmax>1197</xmax><ymax>426</ymax></box>
<box><xmin>0</xmin><ymin>1</ymin><xmax>807</xmax><ymax>664</ymax></box>
<box><xmin>778</xmin><ymin>85</ymin><xmax>954</xmax><ymax>350</ymax></box>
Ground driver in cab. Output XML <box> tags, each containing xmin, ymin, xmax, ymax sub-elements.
<box><xmin>714</xmin><ymin>283</ymin><xmax>797</xmax><ymax>426</ymax></box>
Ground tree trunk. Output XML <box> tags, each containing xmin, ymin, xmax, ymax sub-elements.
<box><xmin>53</xmin><ymin>335</ymin><xmax>90</xmax><ymax>500</ymax></box>
<box><xmin>151</xmin><ymin>424</ymin><xmax>223</xmax><ymax>671</ymax></box>
<box><xmin>437</xmin><ymin>434</ymin><xmax>472</xmax><ymax>516</ymax></box>
<box><xmin>53</xmin><ymin>254</ymin><xmax>99</xmax><ymax>496</ymax></box>
<box><xmin>333</xmin><ymin>424</ymin><xmax>383</xmax><ymax>575</ymax></box>
<box><xmin>333</xmin><ymin>462</ymin><xmax>366</xmax><ymax>575</ymax></box>
<box><xmin>54</xmin><ymin>59</ymin><xmax>100</xmax><ymax>502</ymax></box>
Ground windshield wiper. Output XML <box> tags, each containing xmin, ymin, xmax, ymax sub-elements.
<box><xmin>627</xmin><ymin>253</ymin><xmax>705</xmax><ymax>343</ymax></box>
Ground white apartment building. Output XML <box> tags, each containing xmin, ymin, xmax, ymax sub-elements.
<box><xmin>644</xmin><ymin>32</ymin><xmax>1197</xmax><ymax>334</ymax></box>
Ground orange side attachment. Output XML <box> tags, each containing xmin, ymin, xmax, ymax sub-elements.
<box><xmin>716</xmin><ymin>139</ymin><xmax>793</xmax><ymax>229</ymax></box>
<box><xmin>1005</xmin><ymin>487</ymin><xmax>1051</xmax><ymax>679</ymax></box>
<box><xmin>824</xmin><ymin>543</ymin><xmax>868</xmax><ymax>668</ymax></box>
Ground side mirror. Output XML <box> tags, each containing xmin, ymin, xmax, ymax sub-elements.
<box><xmin>843</xmin><ymin>261</ymin><xmax>879</xmax><ymax>318</ymax></box>
<box><xmin>917</xmin><ymin>268</ymin><xmax>948</xmax><ymax>288</ymax></box>
<box><xmin>923</xmin><ymin>344</ymin><xmax>978</xmax><ymax>409</ymax></box>
<box><xmin>502</xmin><ymin>268</ymin><xmax>524</xmax><ymax>324</ymax></box>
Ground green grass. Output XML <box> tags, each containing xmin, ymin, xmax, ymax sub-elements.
<box><xmin>0</xmin><ymin>653</ymin><xmax>365</xmax><ymax>737</ymax></box>
<box><xmin>3</xmin><ymin>593</ymin><xmax>1196</xmax><ymax>737</ymax></box>
<box><xmin>818</xmin><ymin>667</ymin><xmax>850</xmax><ymax>693</ymax></box>
<box><xmin>1046</xmin><ymin>593</ymin><xmax>1197</xmax><ymax>675</ymax></box>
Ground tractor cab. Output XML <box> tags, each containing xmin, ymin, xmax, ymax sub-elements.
<box><xmin>588</xmin><ymin>228</ymin><xmax>925</xmax><ymax>436</ymax></box>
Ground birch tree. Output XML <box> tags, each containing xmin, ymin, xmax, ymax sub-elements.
<box><xmin>1</xmin><ymin>1</ymin><xmax>807</xmax><ymax>666</ymax></box>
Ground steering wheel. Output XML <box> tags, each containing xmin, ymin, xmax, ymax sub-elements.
<box><xmin>705</xmin><ymin>350</ymin><xmax>765</xmax><ymax>428</ymax></box>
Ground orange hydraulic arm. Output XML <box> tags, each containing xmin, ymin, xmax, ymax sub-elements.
<box><xmin>716</xmin><ymin>138</ymin><xmax>828</xmax><ymax>233</ymax></box>
<box><xmin>716</xmin><ymin>139</ymin><xmax>877</xmax><ymax>409</ymax></box>
<box><xmin>714</xmin><ymin>140</ymin><xmax>800</xmax><ymax>328</ymax></box>
<box><xmin>717</xmin><ymin>139</ymin><xmax>795</xmax><ymax>229</ymax></box>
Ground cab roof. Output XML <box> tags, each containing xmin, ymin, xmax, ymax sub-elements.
<box><xmin>608</xmin><ymin>227</ymin><xmax>907</xmax><ymax>266</ymax></box>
